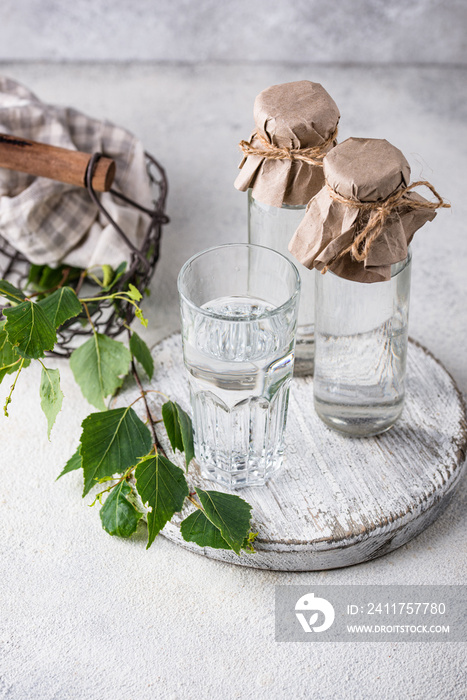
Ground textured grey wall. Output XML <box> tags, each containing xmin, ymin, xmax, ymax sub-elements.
<box><xmin>2</xmin><ymin>0</ymin><xmax>466</xmax><ymax>64</ymax></box>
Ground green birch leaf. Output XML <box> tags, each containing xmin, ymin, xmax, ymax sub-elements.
<box><xmin>3</xmin><ymin>300</ymin><xmax>57</xmax><ymax>359</ymax></box>
<box><xmin>40</xmin><ymin>366</ymin><xmax>63</xmax><ymax>439</ymax></box>
<box><xmin>38</xmin><ymin>287</ymin><xmax>82</xmax><ymax>328</ymax></box>
<box><xmin>0</xmin><ymin>280</ymin><xmax>26</xmax><ymax>303</ymax></box>
<box><xmin>101</xmin><ymin>265</ymin><xmax>114</xmax><ymax>289</ymax></box>
<box><xmin>174</xmin><ymin>403</ymin><xmax>194</xmax><ymax>468</ymax></box>
<box><xmin>102</xmin><ymin>262</ymin><xmax>127</xmax><ymax>292</ymax></box>
<box><xmin>194</xmin><ymin>488</ymin><xmax>252</xmax><ymax>554</ymax></box>
<box><xmin>27</xmin><ymin>264</ymin><xmax>82</xmax><ymax>292</ymax></box>
<box><xmin>161</xmin><ymin>401</ymin><xmax>182</xmax><ymax>451</ymax></box>
<box><xmin>0</xmin><ymin>329</ymin><xmax>30</xmax><ymax>384</ymax></box>
<box><xmin>57</xmin><ymin>447</ymin><xmax>82</xmax><ymax>480</ymax></box>
<box><xmin>129</xmin><ymin>331</ymin><xmax>154</xmax><ymax>379</ymax></box>
<box><xmin>162</xmin><ymin>400</ymin><xmax>194</xmax><ymax>469</ymax></box>
<box><xmin>70</xmin><ymin>333</ymin><xmax>131</xmax><ymax>410</ymax></box>
<box><xmin>27</xmin><ymin>264</ymin><xmax>44</xmax><ymax>287</ymax></box>
<box><xmin>127</xmin><ymin>284</ymin><xmax>142</xmax><ymax>302</ymax></box>
<box><xmin>99</xmin><ymin>481</ymin><xmax>142</xmax><ymax>537</ymax></box>
<box><xmin>80</xmin><ymin>407</ymin><xmax>152</xmax><ymax>496</ymax></box>
<box><xmin>180</xmin><ymin>508</ymin><xmax>256</xmax><ymax>553</ymax></box>
<box><xmin>180</xmin><ymin>509</ymin><xmax>231</xmax><ymax>550</ymax></box>
<box><xmin>135</xmin><ymin>454</ymin><xmax>189</xmax><ymax>549</ymax></box>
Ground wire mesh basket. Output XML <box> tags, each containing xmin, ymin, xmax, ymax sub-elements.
<box><xmin>0</xmin><ymin>147</ymin><xmax>169</xmax><ymax>357</ymax></box>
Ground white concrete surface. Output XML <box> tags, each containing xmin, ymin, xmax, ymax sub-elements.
<box><xmin>1</xmin><ymin>1</ymin><xmax>466</xmax><ymax>64</ymax></box>
<box><xmin>0</xmin><ymin>62</ymin><xmax>466</xmax><ymax>699</ymax></box>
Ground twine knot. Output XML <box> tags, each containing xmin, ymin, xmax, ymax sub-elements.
<box><xmin>322</xmin><ymin>180</ymin><xmax>450</xmax><ymax>272</ymax></box>
<box><xmin>239</xmin><ymin>126</ymin><xmax>338</xmax><ymax>167</ymax></box>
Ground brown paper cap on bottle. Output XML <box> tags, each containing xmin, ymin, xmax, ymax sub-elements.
<box><xmin>324</xmin><ymin>137</ymin><xmax>411</xmax><ymax>202</ymax></box>
<box><xmin>234</xmin><ymin>80</ymin><xmax>340</xmax><ymax>207</ymax></box>
<box><xmin>288</xmin><ymin>137</ymin><xmax>437</xmax><ymax>283</ymax></box>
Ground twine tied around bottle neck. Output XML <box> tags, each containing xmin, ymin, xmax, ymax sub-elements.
<box><xmin>322</xmin><ymin>180</ymin><xmax>450</xmax><ymax>273</ymax></box>
<box><xmin>239</xmin><ymin>125</ymin><xmax>339</xmax><ymax>167</ymax></box>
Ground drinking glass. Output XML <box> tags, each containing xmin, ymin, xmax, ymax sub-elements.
<box><xmin>178</xmin><ymin>243</ymin><xmax>301</xmax><ymax>487</ymax></box>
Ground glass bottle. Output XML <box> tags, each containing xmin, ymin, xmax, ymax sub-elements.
<box><xmin>248</xmin><ymin>190</ymin><xmax>315</xmax><ymax>375</ymax></box>
<box><xmin>289</xmin><ymin>137</ymin><xmax>448</xmax><ymax>437</ymax></box>
<box><xmin>235</xmin><ymin>80</ymin><xmax>340</xmax><ymax>376</ymax></box>
<box><xmin>313</xmin><ymin>250</ymin><xmax>411</xmax><ymax>437</ymax></box>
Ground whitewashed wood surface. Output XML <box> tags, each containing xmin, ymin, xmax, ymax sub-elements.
<box><xmin>117</xmin><ymin>333</ymin><xmax>467</xmax><ymax>571</ymax></box>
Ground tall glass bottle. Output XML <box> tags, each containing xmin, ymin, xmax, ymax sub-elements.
<box><xmin>288</xmin><ymin>137</ymin><xmax>448</xmax><ymax>436</ymax></box>
<box><xmin>314</xmin><ymin>252</ymin><xmax>411</xmax><ymax>436</ymax></box>
<box><xmin>235</xmin><ymin>80</ymin><xmax>340</xmax><ymax>375</ymax></box>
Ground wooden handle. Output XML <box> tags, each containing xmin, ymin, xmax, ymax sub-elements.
<box><xmin>0</xmin><ymin>133</ymin><xmax>116</xmax><ymax>192</ymax></box>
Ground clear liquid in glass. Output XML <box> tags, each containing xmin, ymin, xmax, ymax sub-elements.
<box><xmin>314</xmin><ymin>254</ymin><xmax>411</xmax><ymax>437</ymax></box>
<box><xmin>183</xmin><ymin>295</ymin><xmax>295</xmax><ymax>487</ymax></box>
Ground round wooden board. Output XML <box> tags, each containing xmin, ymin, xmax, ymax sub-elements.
<box><xmin>117</xmin><ymin>333</ymin><xmax>467</xmax><ymax>571</ymax></box>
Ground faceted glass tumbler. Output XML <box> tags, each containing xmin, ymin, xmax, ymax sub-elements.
<box><xmin>313</xmin><ymin>251</ymin><xmax>412</xmax><ymax>437</ymax></box>
<box><xmin>178</xmin><ymin>243</ymin><xmax>301</xmax><ymax>488</ymax></box>
<box><xmin>248</xmin><ymin>190</ymin><xmax>315</xmax><ymax>376</ymax></box>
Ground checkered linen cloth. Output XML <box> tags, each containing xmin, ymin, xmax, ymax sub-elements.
<box><xmin>0</xmin><ymin>77</ymin><xmax>153</xmax><ymax>268</ymax></box>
